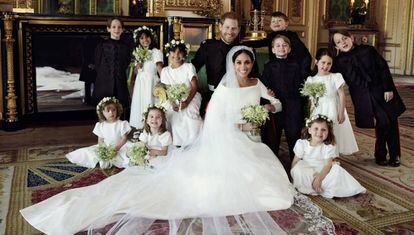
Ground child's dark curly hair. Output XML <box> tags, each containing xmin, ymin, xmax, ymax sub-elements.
<box><xmin>165</xmin><ymin>39</ymin><xmax>190</xmax><ymax>58</ymax></box>
<box><xmin>134</xmin><ymin>26</ymin><xmax>158</xmax><ymax>49</ymax></box>
<box><xmin>301</xmin><ymin>115</ymin><xmax>336</xmax><ymax>145</ymax></box>
<box><xmin>96</xmin><ymin>97</ymin><xmax>123</xmax><ymax>122</ymax></box>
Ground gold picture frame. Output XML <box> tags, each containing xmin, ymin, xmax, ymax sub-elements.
<box><xmin>34</xmin><ymin>0</ymin><xmax>121</xmax><ymax>15</ymax></box>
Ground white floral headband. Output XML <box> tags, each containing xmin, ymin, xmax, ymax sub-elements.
<box><xmin>141</xmin><ymin>104</ymin><xmax>167</xmax><ymax>122</ymax></box>
<box><xmin>96</xmin><ymin>97</ymin><xmax>119</xmax><ymax>112</ymax></box>
<box><xmin>164</xmin><ymin>39</ymin><xmax>190</xmax><ymax>57</ymax></box>
<box><xmin>305</xmin><ymin>114</ymin><xmax>333</xmax><ymax>128</ymax></box>
<box><xmin>133</xmin><ymin>26</ymin><xmax>158</xmax><ymax>44</ymax></box>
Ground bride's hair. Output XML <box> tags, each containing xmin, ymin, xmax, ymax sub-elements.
<box><xmin>232</xmin><ymin>49</ymin><xmax>255</xmax><ymax>63</ymax></box>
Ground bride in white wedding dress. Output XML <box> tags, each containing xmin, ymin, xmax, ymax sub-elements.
<box><xmin>21</xmin><ymin>46</ymin><xmax>301</xmax><ymax>235</ymax></box>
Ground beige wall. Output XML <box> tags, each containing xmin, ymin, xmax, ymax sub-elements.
<box><xmin>315</xmin><ymin>0</ymin><xmax>414</xmax><ymax>75</ymax></box>
<box><xmin>376</xmin><ymin>0</ymin><xmax>414</xmax><ymax>75</ymax></box>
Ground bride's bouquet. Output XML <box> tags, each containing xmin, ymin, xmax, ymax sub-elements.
<box><xmin>166</xmin><ymin>83</ymin><xmax>190</xmax><ymax>105</ymax></box>
<box><xmin>127</xmin><ymin>142</ymin><xmax>151</xmax><ymax>167</ymax></box>
<box><xmin>95</xmin><ymin>144</ymin><xmax>117</xmax><ymax>165</ymax></box>
<box><xmin>132</xmin><ymin>46</ymin><xmax>152</xmax><ymax>66</ymax></box>
<box><xmin>300</xmin><ymin>81</ymin><xmax>326</xmax><ymax>115</ymax></box>
<box><xmin>241</xmin><ymin>104</ymin><xmax>269</xmax><ymax>136</ymax></box>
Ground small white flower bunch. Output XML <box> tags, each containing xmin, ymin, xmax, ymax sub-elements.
<box><xmin>241</xmin><ymin>104</ymin><xmax>269</xmax><ymax>126</ymax></box>
<box><xmin>133</xmin><ymin>25</ymin><xmax>157</xmax><ymax>43</ymax></box>
<box><xmin>95</xmin><ymin>144</ymin><xmax>117</xmax><ymax>163</ymax></box>
<box><xmin>166</xmin><ymin>83</ymin><xmax>190</xmax><ymax>103</ymax></box>
<box><xmin>300</xmin><ymin>81</ymin><xmax>326</xmax><ymax>100</ymax></box>
<box><xmin>127</xmin><ymin>141</ymin><xmax>151</xmax><ymax>167</ymax></box>
<box><xmin>164</xmin><ymin>39</ymin><xmax>191</xmax><ymax>57</ymax></box>
<box><xmin>96</xmin><ymin>96</ymin><xmax>119</xmax><ymax>112</ymax></box>
<box><xmin>305</xmin><ymin>114</ymin><xmax>333</xmax><ymax>128</ymax></box>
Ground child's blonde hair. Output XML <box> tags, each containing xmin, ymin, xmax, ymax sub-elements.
<box><xmin>272</xmin><ymin>35</ymin><xmax>291</xmax><ymax>48</ymax></box>
<box><xmin>96</xmin><ymin>97</ymin><xmax>123</xmax><ymax>122</ymax></box>
<box><xmin>142</xmin><ymin>105</ymin><xmax>167</xmax><ymax>134</ymax></box>
<box><xmin>301</xmin><ymin>114</ymin><xmax>336</xmax><ymax>145</ymax></box>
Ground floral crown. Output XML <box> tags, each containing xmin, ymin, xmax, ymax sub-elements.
<box><xmin>305</xmin><ymin>114</ymin><xmax>333</xmax><ymax>127</ymax></box>
<box><xmin>164</xmin><ymin>39</ymin><xmax>190</xmax><ymax>56</ymax></box>
<box><xmin>96</xmin><ymin>97</ymin><xmax>119</xmax><ymax>112</ymax></box>
<box><xmin>141</xmin><ymin>104</ymin><xmax>167</xmax><ymax>122</ymax></box>
<box><xmin>133</xmin><ymin>26</ymin><xmax>158</xmax><ymax>44</ymax></box>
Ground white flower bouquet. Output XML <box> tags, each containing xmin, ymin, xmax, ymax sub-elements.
<box><xmin>132</xmin><ymin>46</ymin><xmax>152</xmax><ymax>65</ymax></box>
<box><xmin>166</xmin><ymin>83</ymin><xmax>190</xmax><ymax>104</ymax></box>
<box><xmin>127</xmin><ymin>142</ymin><xmax>150</xmax><ymax>167</ymax></box>
<box><xmin>241</xmin><ymin>104</ymin><xmax>269</xmax><ymax>136</ymax></box>
<box><xmin>95</xmin><ymin>144</ymin><xmax>117</xmax><ymax>163</ymax></box>
<box><xmin>300</xmin><ymin>81</ymin><xmax>326</xmax><ymax>115</ymax></box>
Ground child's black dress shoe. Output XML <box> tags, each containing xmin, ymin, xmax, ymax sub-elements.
<box><xmin>388</xmin><ymin>159</ymin><xmax>400</xmax><ymax>167</ymax></box>
<box><xmin>375</xmin><ymin>159</ymin><xmax>388</xmax><ymax>166</ymax></box>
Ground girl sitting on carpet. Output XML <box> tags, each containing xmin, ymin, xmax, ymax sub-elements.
<box><xmin>137</xmin><ymin>105</ymin><xmax>172</xmax><ymax>166</ymax></box>
<box><xmin>66</xmin><ymin>97</ymin><xmax>131</xmax><ymax>169</ymax></box>
<box><xmin>290</xmin><ymin>114</ymin><xmax>366</xmax><ymax>198</ymax></box>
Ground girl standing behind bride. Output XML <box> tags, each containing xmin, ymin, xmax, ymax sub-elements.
<box><xmin>160</xmin><ymin>39</ymin><xmax>202</xmax><ymax>147</ymax></box>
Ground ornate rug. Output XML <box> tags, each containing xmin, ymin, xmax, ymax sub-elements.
<box><xmin>1</xmin><ymin>85</ymin><xmax>413</xmax><ymax>234</ymax></box>
<box><xmin>4</xmin><ymin>144</ymin><xmax>335</xmax><ymax>235</ymax></box>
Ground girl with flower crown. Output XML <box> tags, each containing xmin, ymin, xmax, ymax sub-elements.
<box><xmin>305</xmin><ymin>48</ymin><xmax>358</xmax><ymax>155</ymax></box>
<box><xmin>160</xmin><ymin>39</ymin><xmax>202</xmax><ymax>147</ymax></box>
<box><xmin>66</xmin><ymin>97</ymin><xmax>132</xmax><ymax>169</ymax></box>
<box><xmin>129</xmin><ymin>26</ymin><xmax>164</xmax><ymax>129</ymax></box>
<box><xmin>135</xmin><ymin>105</ymin><xmax>173</xmax><ymax>167</ymax></box>
<box><xmin>291</xmin><ymin>114</ymin><xmax>366</xmax><ymax>198</ymax></box>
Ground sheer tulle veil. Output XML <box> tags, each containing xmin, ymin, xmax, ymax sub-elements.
<box><xmin>85</xmin><ymin>45</ymin><xmax>295</xmax><ymax>234</ymax></box>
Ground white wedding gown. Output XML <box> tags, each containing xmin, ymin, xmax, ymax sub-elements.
<box><xmin>20</xmin><ymin>82</ymin><xmax>296</xmax><ymax>235</ymax></box>
<box><xmin>21</xmin><ymin>46</ymin><xmax>335</xmax><ymax>235</ymax></box>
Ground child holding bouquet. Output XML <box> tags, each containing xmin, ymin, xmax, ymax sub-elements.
<box><xmin>129</xmin><ymin>105</ymin><xmax>173</xmax><ymax>167</ymax></box>
<box><xmin>291</xmin><ymin>115</ymin><xmax>366</xmax><ymax>198</ymax></box>
<box><xmin>66</xmin><ymin>97</ymin><xmax>131</xmax><ymax>169</ymax></box>
<box><xmin>160</xmin><ymin>39</ymin><xmax>202</xmax><ymax>147</ymax></box>
<box><xmin>304</xmin><ymin>48</ymin><xmax>358</xmax><ymax>155</ymax></box>
<box><xmin>129</xmin><ymin>26</ymin><xmax>164</xmax><ymax>129</ymax></box>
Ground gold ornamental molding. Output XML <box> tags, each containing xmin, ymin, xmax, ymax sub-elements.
<box><xmin>13</xmin><ymin>0</ymin><xmax>35</xmax><ymax>13</ymax></box>
<box><xmin>148</xmin><ymin>0</ymin><xmax>222</xmax><ymax>17</ymax></box>
<box><xmin>3</xmin><ymin>14</ymin><xmax>19</xmax><ymax>122</ymax></box>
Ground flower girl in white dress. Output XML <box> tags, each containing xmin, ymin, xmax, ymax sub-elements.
<box><xmin>138</xmin><ymin>105</ymin><xmax>173</xmax><ymax>166</ymax></box>
<box><xmin>305</xmin><ymin>48</ymin><xmax>358</xmax><ymax>155</ymax></box>
<box><xmin>291</xmin><ymin>114</ymin><xmax>366</xmax><ymax>198</ymax></box>
<box><xmin>66</xmin><ymin>97</ymin><xmax>131</xmax><ymax>169</ymax></box>
<box><xmin>160</xmin><ymin>39</ymin><xmax>202</xmax><ymax>146</ymax></box>
<box><xmin>129</xmin><ymin>26</ymin><xmax>164</xmax><ymax>129</ymax></box>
